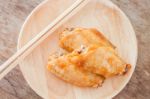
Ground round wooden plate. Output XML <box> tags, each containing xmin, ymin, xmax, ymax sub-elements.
<box><xmin>18</xmin><ymin>0</ymin><xmax>137</xmax><ymax>99</ymax></box>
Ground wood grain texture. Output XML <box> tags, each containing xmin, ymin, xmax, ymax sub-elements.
<box><xmin>0</xmin><ymin>0</ymin><xmax>149</xmax><ymax>99</ymax></box>
<box><xmin>0</xmin><ymin>0</ymin><xmax>42</xmax><ymax>99</ymax></box>
<box><xmin>18</xmin><ymin>0</ymin><xmax>137</xmax><ymax>99</ymax></box>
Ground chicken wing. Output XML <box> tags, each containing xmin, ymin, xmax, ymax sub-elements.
<box><xmin>47</xmin><ymin>52</ymin><xmax>104</xmax><ymax>87</ymax></box>
<box><xmin>80</xmin><ymin>45</ymin><xmax>131</xmax><ymax>78</ymax></box>
<box><xmin>47</xmin><ymin>28</ymin><xmax>131</xmax><ymax>87</ymax></box>
<box><xmin>59</xmin><ymin>28</ymin><xmax>115</xmax><ymax>52</ymax></box>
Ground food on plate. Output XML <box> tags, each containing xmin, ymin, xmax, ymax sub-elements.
<box><xmin>47</xmin><ymin>52</ymin><xmax>104</xmax><ymax>87</ymax></box>
<box><xmin>59</xmin><ymin>28</ymin><xmax>115</xmax><ymax>52</ymax></box>
<box><xmin>78</xmin><ymin>45</ymin><xmax>131</xmax><ymax>78</ymax></box>
<box><xmin>47</xmin><ymin>27</ymin><xmax>131</xmax><ymax>87</ymax></box>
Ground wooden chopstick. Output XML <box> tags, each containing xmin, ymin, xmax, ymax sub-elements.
<box><xmin>0</xmin><ymin>0</ymin><xmax>89</xmax><ymax>79</ymax></box>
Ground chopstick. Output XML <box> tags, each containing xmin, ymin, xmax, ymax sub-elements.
<box><xmin>0</xmin><ymin>0</ymin><xmax>89</xmax><ymax>79</ymax></box>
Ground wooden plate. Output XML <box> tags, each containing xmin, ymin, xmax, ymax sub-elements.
<box><xmin>18</xmin><ymin>0</ymin><xmax>137</xmax><ymax>99</ymax></box>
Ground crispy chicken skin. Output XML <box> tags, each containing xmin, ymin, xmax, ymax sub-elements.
<box><xmin>79</xmin><ymin>45</ymin><xmax>131</xmax><ymax>78</ymax></box>
<box><xmin>59</xmin><ymin>28</ymin><xmax>115</xmax><ymax>52</ymax></box>
<box><xmin>47</xmin><ymin>52</ymin><xmax>104</xmax><ymax>87</ymax></box>
<box><xmin>47</xmin><ymin>28</ymin><xmax>131</xmax><ymax>87</ymax></box>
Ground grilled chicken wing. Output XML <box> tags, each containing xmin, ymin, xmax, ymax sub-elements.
<box><xmin>60</xmin><ymin>28</ymin><xmax>115</xmax><ymax>52</ymax></box>
<box><xmin>47</xmin><ymin>27</ymin><xmax>131</xmax><ymax>87</ymax></box>
<box><xmin>47</xmin><ymin>52</ymin><xmax>104</xmax><ymax>87</ymax></box>
<box><xmin>79</xmin><ymin>45</ymin><xmax>131</xmax><ymax>78</ymax></box>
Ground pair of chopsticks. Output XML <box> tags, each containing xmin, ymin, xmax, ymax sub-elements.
<box><xmin>0</xmin><ymin>0</ymin><xmax>90</xmax><ymax>79</ymax></box>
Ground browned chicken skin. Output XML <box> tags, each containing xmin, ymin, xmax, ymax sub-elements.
<box><xmin>47</xmin><ymin>52</ymin><xmax>104</xmax><ymax>87</ymax></box>
<box><xmin>79</xmin><ymin>45</ymin><xmax>131</xmax><ymax>78</ymax></box>
<box><xmin>47</xmin><ymin>28</ymin><xmax>131</xmax><ymax>87</ymax></box>
<box><xmin>60</xmin><ymin>28</ymin><xmax>115</xmax><ymax>52</ymax></box>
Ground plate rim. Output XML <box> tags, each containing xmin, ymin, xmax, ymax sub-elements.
<box><xmin>17</xmin><ymin>0</ymin><xmax>138</xmax><ymax>98</ymax></box>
